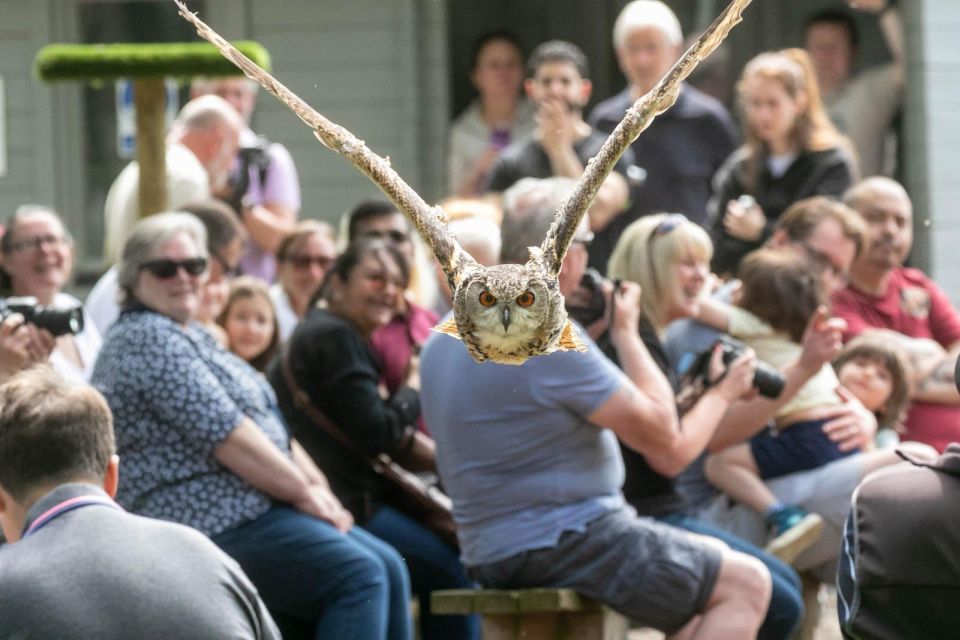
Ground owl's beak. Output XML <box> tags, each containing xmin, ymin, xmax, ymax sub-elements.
<box><xmin>501</xmin><ymin>306</ymin><xmax>511</xmax><ymax>333</ymax></box>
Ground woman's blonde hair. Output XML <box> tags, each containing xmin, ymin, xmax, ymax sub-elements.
<box><xmin>737</xmin><ymin>48</ymin><xmax>854</xmax><ymax>189</ymax></box>
<box><xmin>607</xmin><ymin>213</ymin><xmax>712</xmax><ymax>331</ymax></box>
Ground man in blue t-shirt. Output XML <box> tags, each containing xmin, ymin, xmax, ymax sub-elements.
<box><xmin>421</xmin><ymin>178</ymin><xmax>770</xmax><ymax>638</ymax></box>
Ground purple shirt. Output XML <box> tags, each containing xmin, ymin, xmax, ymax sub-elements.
<box><xmin>238</xmin><ymin>129</ymin><xmax>301</xmax><ymax>282</ymax></box>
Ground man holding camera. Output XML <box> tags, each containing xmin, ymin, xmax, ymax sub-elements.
<box><xmin>421</xmin><ymin>177</ymin><xmax>772</xmax><ymax>639</ymax></box>
<box><xmin>0</xmin><ymin>367</ymin><xmax>279</xmax><ymax>638</ymax></box>
<box><xmin>103</xmin><ymin>95</ymin><xmax>242</xmax><ymax>264</ymax></box>
<box><xmin>192</xmin><ymin>77</ymin><xmax>301</xmax><ymax>283</ymax></box>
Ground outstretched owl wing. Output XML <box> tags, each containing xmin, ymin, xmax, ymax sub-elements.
<box><xmin>175</xmin><ymin>1</ymin><xmax>477</xmax><ymax>289</ymax></box>
<box><xmin>539</xmin><ymin>0</ymin><xmax>753</xmax><ymax>278</ymax></box>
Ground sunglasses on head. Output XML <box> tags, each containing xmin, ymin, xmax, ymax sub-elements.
<box><xmin>140</xmin><ymin>257</ymin><xmax>208</xmax><ymax>279</ymax></box>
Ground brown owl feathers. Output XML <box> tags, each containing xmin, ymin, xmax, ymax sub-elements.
<box><xmin>175</xmin><ymin>0</ymin><xmax>752</xmax><ymax>364</ymax></box>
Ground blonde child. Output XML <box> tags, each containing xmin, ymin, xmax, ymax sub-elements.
<box><xmin>217</xmin><ymin>276</ymin><xmax>280</xmax><ymax>372</ymax></box>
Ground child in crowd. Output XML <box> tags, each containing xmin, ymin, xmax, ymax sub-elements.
<box><xmin>700</xmin><ymin>249</ymin><xmax>851</xmax><ymax>540</ymax></box>
<box><xmin>833</xmin><ymin>335</ymin><xmax>912</xmax><ymax>444</ymax></box>
<box><xmin>217</xmin><ymin>276</ymin><xmax>280</xmax><ymax>372</ymax></box>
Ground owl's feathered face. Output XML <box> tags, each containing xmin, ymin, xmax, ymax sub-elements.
<box><xmin>450</xmin><ymin>262</ymin><xmax>568</xmax><ymax>364</ymax></box>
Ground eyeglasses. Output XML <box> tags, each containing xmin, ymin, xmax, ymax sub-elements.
<box><xmin>284</xmin><ymin>254</ymin><xmax>335</xmax><ymax>270</ymax></box>
<box><xmin>362</xmin><ymin>229</ymin><xmax>410</xmax><ymax>244</ymax></box>
<box><xmin>801</xmin><ymin>243</ymin><xmax>849</xmax><ymax>286</ymax></box>
<box><xmin>212</xmin><ymin>252</ymin><xmax>241</xmax><ymax>279</ymax></box>
<box><xmin>7</xmin><ymin>234</ymin><xmax>70</xmax><ymax>253</ymax></box>
<box><xmin>140</xmin><ymin>257</ymin><xmax>208</xmax><ymax>279</ymax></box>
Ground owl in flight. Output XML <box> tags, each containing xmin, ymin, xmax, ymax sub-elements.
<box><xmin>176</xmin><ymin>0</ymin><xmax>751</xmax><ymax>364</ymax></box>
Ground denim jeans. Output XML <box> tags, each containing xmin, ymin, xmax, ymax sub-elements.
<box><xmin>660</xmin><ymin>513</ymin><xmax>803</xmax><ymax>640</ymax></box>
<box><xmin>365</xmin><ymin>505</ymin><xmax>480</xmax><ymax>640</ymax></box>
<box><xmin>212</xmin><ymin>504</ymin><xmax>413</xmax><ymax>640</ymax></box>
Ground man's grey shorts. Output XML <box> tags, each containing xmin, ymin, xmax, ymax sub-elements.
<box><xmin>467</xmin><ymin>507</ymin><xmax>722</xmax><ymax>634</ymax></box>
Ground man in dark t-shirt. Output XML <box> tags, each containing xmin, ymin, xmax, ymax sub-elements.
<box><xmin>486</xmin><ymin>40</ymin><xmax>632</xmax><ymax>247</ymax></box>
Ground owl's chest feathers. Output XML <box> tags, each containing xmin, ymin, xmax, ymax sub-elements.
<box><xmin>462</xmin><ymin>315</ymin><xmax>564</xmax><ymax>365</ymax></box>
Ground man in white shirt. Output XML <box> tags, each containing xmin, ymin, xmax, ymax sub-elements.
<box><xmin>102</xmin><ymin>94</ymin><xmax>242</xmax><ymax>263</ymax></box>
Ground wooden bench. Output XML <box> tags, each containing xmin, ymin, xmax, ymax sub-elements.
<box><xmin>431</xmin><ymin>588</ymin><xmax>629</xmax><ymax>640</ymax></box>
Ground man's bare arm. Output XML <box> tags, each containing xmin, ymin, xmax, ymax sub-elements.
<box><xmin>858</xmin><ymin>329</ymin><xmax>959</xmax><ymax>405</ymax></box>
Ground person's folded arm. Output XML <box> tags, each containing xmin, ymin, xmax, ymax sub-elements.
<box><xmin>216</xmin><ymin>421</ymin><xmax>353</xmax><ymax>531</ymax></box>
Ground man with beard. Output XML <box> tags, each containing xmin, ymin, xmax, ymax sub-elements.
<box><xmin>832</xmin><ymin>177</ymin><xmax>960</xmax><ymax>452</ymax></box>
<box><xmin>485</xmin><ymin>40</ymin><xmax>631</xmax><ymax>238</ymax></box>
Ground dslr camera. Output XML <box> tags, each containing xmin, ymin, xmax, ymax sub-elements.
<box><xmin>685</xmin><ymin>335</ymin><xmax>784</xmax><ymax>399</ymax></box>
<box><xmin>565</xmin><ymin>268</ymin><xmax>608</xmax><ymax>327</ymax></box>
<box><xmin>224</xmin><ymin>135</ymin><xmax>272</xmax><ymax>214</ymax></box>
<box><xmin>0</xmin><ymin>296</ymin><xmax>84</xmax><ymax>337</ymax></box>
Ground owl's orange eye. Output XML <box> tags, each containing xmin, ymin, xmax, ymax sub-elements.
<box><xmin>516</xmin><ymin>291</ymin><xmax>535</xmax><ymax>307</ymax></box>
<box><xmin>479</xmin><ymin>291</ymin><xmax>497</xmax><ymax>307</ymax></box>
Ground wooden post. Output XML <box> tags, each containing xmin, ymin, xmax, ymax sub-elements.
<box><xmin>133</xmin><ymin>77</ymin><xmax>168</xmax><ymax>219</ymax></box>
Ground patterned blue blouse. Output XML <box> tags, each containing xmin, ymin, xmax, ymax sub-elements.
<box><xmin>92</xmin><ymin>309</ymin><xmax>289</xmax><ymax>537</ymax></box>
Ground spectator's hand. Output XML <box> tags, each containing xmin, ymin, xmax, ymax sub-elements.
<box><xmin>0</xmin><ymin>314</ymin><xmax>55</xmax><ymax>380</ymax></box>
<box><xmin>474</xmin><ymin>146</ymin><xmax>502</xmax><ymax>175</ymax></box>
<box><xmin>608</xmin><ymin>281</ymin><xmax>641</xmax><ymax>338</ymax></box>
<box><xmin>798</xmin><ymin>306</ymin><xmax>846</xmax><ymax>375</ymax></box>
<box><xmin>295</xmin><ymin>485</ymin><xmax>354</xmax><ymax>533</ymax></box>
<box><xmin>537</xmin><ymin>98</ymin><xmax>576</xmax><ymax>156</ymax></box>
<box><xmin>820</xmin><ymin>386</ymin><xmax>879</xmax><ymax>452</ymax></box>
<box><xmin>711</xmin><ymin>346</ymin><xmax>758</xmax><ymax>402</ymax></box>
<box><xmin>722</xmin><ymin>198</ymin><xmax>765</xmax><ymax>242</ymax></box>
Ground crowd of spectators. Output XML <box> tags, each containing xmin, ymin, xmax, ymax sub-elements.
<box><xmin>1</xmin><ymin>0</ymin><xmax>956</xmax><ymax>638</ymax></box>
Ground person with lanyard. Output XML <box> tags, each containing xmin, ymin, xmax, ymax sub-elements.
<box><xmin>0</xmin><ymin>367</ymin><xmax>279</xmax><ymax>639</ymax></box>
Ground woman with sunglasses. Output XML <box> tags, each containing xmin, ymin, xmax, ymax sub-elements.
<box><xmin>92</xmin><ymin>212</ymin><xmax>413</xmax><ymax>640</ymax></box>
<box><xmin>0</xmin><ymin>204</ymin><xmax>100</xmax><ymax>383</ymax></box>
<box><xmin>270</xmin><ymin>220</ymin><xmax>337</xmax><ymax>342</ymax></box>
<box><xmin>268</xmin><ymin>237</ymin><xmax>478</xmax><ymax>640</ymax></box>
<box><xmin>708</xmin><ymin>48</ymin><xmax>856</xmax><ymax>278</ymax></box>
<box><xmin>604</xmin><ymin>213</ymin><xmax>805</xmax><ymax>640</ymax></box>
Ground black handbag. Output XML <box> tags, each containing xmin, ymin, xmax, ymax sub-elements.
<box><xmin>280</xmin><ymin>345</ymin><xmax>459</xmax><ymax>549</ymax></box>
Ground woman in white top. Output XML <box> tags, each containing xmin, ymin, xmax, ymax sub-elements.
<box><xmin>270</xmin><ymin>220</ymin><xmax>337</xmax><ymax>341</ymax></box>
<box><xmin>0</xmin><ymin>205</ymin><xmax>101</xmax><ymax>382</ymax></box>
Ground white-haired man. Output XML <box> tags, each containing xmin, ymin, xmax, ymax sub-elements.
<box><xmin>588</xmin><ymin>0</ymin><xmax>737</xmax><ymax>269</ymax></box>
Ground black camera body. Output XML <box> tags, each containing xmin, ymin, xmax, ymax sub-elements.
<box><xmin>0</xmin><ymin>296</ymin><xmax>84</xmax><ymax>337</ymax></box>
<box><xmin>225</xmin><ymin>136</ymin><xmax>272</xmax><ymax>214</ymax></box>
<box><xmin>687</xmin><ymin>335</ymin><xmax>785</xmax><ymax>399</ymax></box>
<box><xmin>566</xmin><ymin>268</ymin><xmax>608</xmax><ymax>328</ymax></box>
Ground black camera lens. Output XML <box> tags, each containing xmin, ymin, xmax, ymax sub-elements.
<box><xmin>752</xmin><ymin>362</ymin><xmax>785</xmax><ymax>399</ymax></box>
<box><xmin>30</xmin><ymin>306</ymin><xmax>85</xmax><ymax>337</ymax></box>
<box><xmin>717</xmin><ymin>336</ymin><xmax>784</xmax><ymax>399</ymax></box>
<box><xmin>2</xmin><ymin>297</ymin><xmax>85</xmax><ymax>337</ymax></box>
